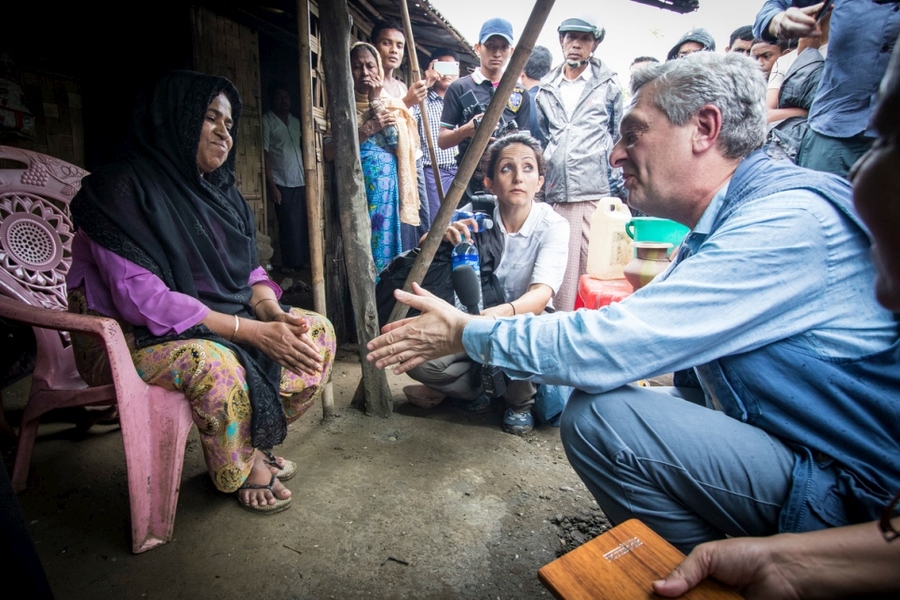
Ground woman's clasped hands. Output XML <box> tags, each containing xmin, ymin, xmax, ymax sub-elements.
<box><xmin>250</xmin><ymin>300</ymin><xmax>324</xmax><ymax>376</ymax></box>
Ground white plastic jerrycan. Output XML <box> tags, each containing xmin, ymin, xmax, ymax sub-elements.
<box><xmin>586</xmin><ymin>197</ymin><xmax>633</xmax><ymax>280</ymax></box>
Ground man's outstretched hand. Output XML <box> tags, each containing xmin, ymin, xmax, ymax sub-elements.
<box><xmin>366</xmin><ymin>283</ymin><xmax>476</xmax><ymax>374</ymax></box>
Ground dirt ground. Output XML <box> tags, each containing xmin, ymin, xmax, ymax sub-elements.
<box><xmin>4</xmin><ymin>340</ymin><xmax>614</xmax><ymax>600</ymax></box>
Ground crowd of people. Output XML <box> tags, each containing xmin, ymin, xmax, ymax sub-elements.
<box><xmin>362</xmin><ymin>1</ymin><xmax>899</xmax><ymax>597</ymax></box>
<box><xmin>5</xmin><ymin>1</ymin><xmax>895</xmax><ymax>596</ymax></box>
<box><xmin>342</xmin><ymin>3</ymin><xmax>897</xmax><ymax>434</ymax></box>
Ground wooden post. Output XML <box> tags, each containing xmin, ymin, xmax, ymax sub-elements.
<box><xmin>297</xmin><ymin>0</ymin><xmax>334</xmax><ymax>418</ymax></box>
<box><xmin>388</xmin><ymin>0</ymin><xmax>556</xmax><ymax>324</ymax></box>
<box><xmin>319</xmin><ymin>0</ymin><xmax>393</xmax><ymax>417</ymax></box>
<box><xmin>399</xmin><ymin>0</ymin><xmax>445</xmax><ymax>203</ymax></box>
<box><xmin>297</xmin><ymin>0</ymin><xmax>334</xmax><ymax>419</ymax></box>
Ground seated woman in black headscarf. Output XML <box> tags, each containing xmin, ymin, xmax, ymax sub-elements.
<box><xmin>66</xmin><ymin>71</ymin><xmax>335</xmax><ymax>514</ymax></box>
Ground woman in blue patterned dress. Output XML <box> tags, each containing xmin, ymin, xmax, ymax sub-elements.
<box><xmin>348</xmin><ymin>42</ymin><xmax>420</xmax><ymax>274</ymax></box>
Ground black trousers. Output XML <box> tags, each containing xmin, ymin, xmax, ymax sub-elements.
<box><xmin>273</xmin><ymin>185</ymin><xmax>309</xmax><ymax>269</ymax></box>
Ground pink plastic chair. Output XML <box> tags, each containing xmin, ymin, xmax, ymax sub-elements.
<box><xmin>0</xmin><ymin>145</ymin><xmax>194</xmax><ymax>553</ymax></box>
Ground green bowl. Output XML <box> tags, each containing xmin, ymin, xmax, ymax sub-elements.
<box><xmin>625</xmin><ymin>217</ymin><xmax>690</xmax><ymax>253</ymax></box>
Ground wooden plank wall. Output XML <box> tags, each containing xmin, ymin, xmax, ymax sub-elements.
<box><xmin>309</xmin><ymin>1</ymin><xmax>353</xmax><ymax>340</ymax></box>
<box><xmin>0</xmin><ymin>72</ymin><xmax>84</xmax><ymax>168</ymax></box>
<box><xmin>190</xmin><ymin>6</ymin><xmax>267</xmax><ymax>237</ymax></box>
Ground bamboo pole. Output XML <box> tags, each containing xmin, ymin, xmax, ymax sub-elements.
<box><xmin>399</xmin><ymin>0</ymin><xmax>446</xmax><ymax>203</ymax></box>
<box><xmin>388</xmin><ymin>0</ymin><xmax>555</xmax><ymax>324</ymax></box>
<box><xmin>319</xmin><ymin>0</ymin><xmax>393</xmax><ymax>417</ymax></box>
<box><xmin>297</xmin><ymin>0</ymin><xmax>334</xmax><ymax>418</ymax></box>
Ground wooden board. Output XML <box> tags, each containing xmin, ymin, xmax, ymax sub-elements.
<box><xmin>538</xmin><ymin>520</ymin><xmax>741</xmax><ymax>600</ymax></box>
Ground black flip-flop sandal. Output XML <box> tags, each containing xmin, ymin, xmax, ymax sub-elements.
<box><xmin>236</xmin><ymin>472</ymin><xmax>292</xmax><ymax>515</ymax></box>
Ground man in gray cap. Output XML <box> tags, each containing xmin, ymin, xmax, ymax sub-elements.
<box><xmin>667</xmin><ymin>27</ymin><xmax>717</xmax><ymax>60</ymax></box>
<box><xmin>534</xmin><ymin>17</ymin><xmax>624</xmax><ymax>311</ymax></box>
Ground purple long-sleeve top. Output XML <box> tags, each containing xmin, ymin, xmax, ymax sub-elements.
<box><xmin>67</xmin><ymin>229</ymin><xmax>281</xmax><ymax>336</ymax></box>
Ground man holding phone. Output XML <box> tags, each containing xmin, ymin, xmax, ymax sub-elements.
<box><xmin>754</xmin><ymin>0</ymin><xmax>900</xmax><ymax>177</ymax></box>
<box><xmin>412</xmin><ymin>49</ymin><xmax>461</xmax><ymax>228</ymax></box>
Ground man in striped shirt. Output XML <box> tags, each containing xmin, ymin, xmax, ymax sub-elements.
<box><xmin>411</xmin><ymin>48</ymin><xmax>460</xmax><ymax>229</ymax></box>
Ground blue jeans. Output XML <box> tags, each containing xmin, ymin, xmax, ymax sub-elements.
<box><xmin>560</xmin><ymin>384</ymin><xmax>795</xmax><ymax>552</ymax></box>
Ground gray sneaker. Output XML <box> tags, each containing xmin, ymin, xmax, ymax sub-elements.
<box><xmin>501</xmin><ymin>408</ymin><xmax>534</xmax><ymax>435</ymax></box>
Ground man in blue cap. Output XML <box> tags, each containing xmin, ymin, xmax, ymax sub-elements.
<box><xmin>534</xmin><ymin>17</ymin><xmax>625</xmax><ymax>311</ymax></box>
<box><xmin>439</xmin><ymin>18</ymin><xmax>533</xmax><ymax>172</ymax></box>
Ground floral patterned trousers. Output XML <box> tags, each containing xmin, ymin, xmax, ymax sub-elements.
<box><xmin>69</xmin><ymin>292</ymin><xmax>335</xmax><ymax>493</ymax></box>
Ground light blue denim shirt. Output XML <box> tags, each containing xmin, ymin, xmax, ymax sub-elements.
<box><xmin>462</xmin><ymin>174</ymin><xmax>896</xmax><ymax>394</ymax></box>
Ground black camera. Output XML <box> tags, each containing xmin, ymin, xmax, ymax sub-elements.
<box><xmin>462</xmin><ymin>101</ymin><xmax>488</xmax><ymax>126</ymax></box>
<box><xmin>467</xmin><ymin>191</ymin><xmax>498</xmax><ymax>214</ymax></box>
<box><xmin>494</xmin><ymin>118</ymin><xmax>519</xmax><ymax>137</ymax></box>
<box><xmin>463</xmin><ymin>101</ymin><xmax>519</xmax><ymax>139</ymax></box>
<box><xmin>475</xmin><ymin>363</ymin><xmax>508</xmax><ymax>398</ymax></box>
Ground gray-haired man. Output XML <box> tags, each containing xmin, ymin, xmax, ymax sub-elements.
<box><xmin>367</xmin><ymin>52</ymin><xmax>899</xmax><ymax>553</ymax></box>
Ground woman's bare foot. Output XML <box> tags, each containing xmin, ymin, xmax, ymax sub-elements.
<box><xmin>261</xmin><ymin>449</ymin><xmax>297</xmax><ymax>481</ymax></box>
<box><xmin>265</xmin><ymin>455</ymin><xmax>287</xmax><ymax>474</ymax></box>
<box><xmin>237</xmin><ymin>451</ymin><xmax>292</xmax><ymax>508</ymax></box>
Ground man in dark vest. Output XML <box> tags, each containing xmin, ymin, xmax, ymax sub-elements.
<box><xmin>366</xmin><ymin>52</ymin><xmax>899</xmax><ymax>553</ymax></box>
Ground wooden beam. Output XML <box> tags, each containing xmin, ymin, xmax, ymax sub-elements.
<box><xmin>356</xmin><ymin>0</ymin><xmax>384</xmax><ymax>21</ymax></box>
<box><xmin>319</xmin><ymin>0</ymin><xmax>393</xmax><ymax>417</ymax></box>
<box><xmin>297</xmin><ymin>0</ymin><xmax>334</xmax><ymax>418</ymax></box>
<box><xmin>399</xmin><ymin>0</ymin><xmax>445</xmax><ymax>205</ymax></box>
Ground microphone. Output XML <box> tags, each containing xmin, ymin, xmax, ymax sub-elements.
<box><xmin>454</xmin><ymin>263</ymin><xmax>507</xmax><ymax>397</ymax></box>
<box><xmin>452</xmin><ymin>264</ymin><xmax>482</xmax><ymax>315</ymax></box>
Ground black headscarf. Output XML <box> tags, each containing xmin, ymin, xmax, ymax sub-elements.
<box><xmin>71</xmin><ymin>70</ymin><xmax>287</xmax><ymax>448</ymax></box>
